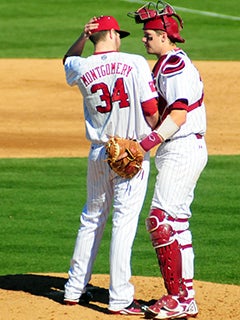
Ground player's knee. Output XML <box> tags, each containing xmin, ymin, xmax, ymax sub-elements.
<box><xmin>145</xmin><ymin>207</ymin><xmax>175</xmax><ymax>248</ymax></box>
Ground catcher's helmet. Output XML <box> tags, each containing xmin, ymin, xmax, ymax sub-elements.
<box><xmin>128</xmin><ymin>0</ymin><xmax>185</xmax><ymax>43</ymax></box>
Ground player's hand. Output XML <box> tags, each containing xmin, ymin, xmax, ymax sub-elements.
<box><xmin>83</xmin><ymin>17</ymin><xmax>99</xmax><ymax>38</ymax></box>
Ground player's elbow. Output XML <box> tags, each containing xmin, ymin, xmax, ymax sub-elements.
<box><xmin>170</xmin><ymin>109</ymin><xmax>187</xmax><ymax>127</ymax></box>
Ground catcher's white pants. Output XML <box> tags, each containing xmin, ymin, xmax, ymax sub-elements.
<box><xmin>152</xmin><ymin>134</ymin><xmax>208</xmax><ymax>218</ymax></box>
<box><xmin>64</xmin><ymin>144</ymin><xmax>150</xmax><ymax>311</ymax></box>
<box><xmin>151</xmin><ymin>134</ymin><xmax>208</xmax><ymax>293</ymax></box>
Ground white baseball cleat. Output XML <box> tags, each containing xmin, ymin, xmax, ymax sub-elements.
<box><xmin>145</xmin><ymin>295</ymin><xmax>198</xmax><ymax>319</ymax></box>
<box><xmin>63</xmin><ymin>298</ymin><xmax>79</xmax><ymax>305</ymax></box>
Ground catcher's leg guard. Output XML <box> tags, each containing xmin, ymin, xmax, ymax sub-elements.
<box><xmin>146</xmin><ymin>208</ymin><xmax>188</xmax><ymax>297</ymax></box>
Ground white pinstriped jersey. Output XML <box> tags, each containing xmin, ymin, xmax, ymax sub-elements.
<box><xmin>153</xmin><ymin>48</ymin><xmax>207</xmax><ymax>137</ymax></box>
<box><xmin>64</xmin><ymin>52</ymin><xmax>158</xmax><ymax>143</ymax></box>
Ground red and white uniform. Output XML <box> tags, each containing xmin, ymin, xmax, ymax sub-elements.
<box><xmin>65</xmin><ymin>52</ymin><xmax>157</xmax><ymax>142</ymax></box>
<box><xmin>154</xmin><ymin>48</ymin><xmax>206</xmax><ymax>138</ymax></box>
<box><xmin>64</xmin><ymin>52</ymin><xmax>158</xmax><ymax>311</ymax></box>
<box><xmin>151</xmin><ymin>49</ymin><xmax>208</xmax><ymax>297</ymax></box>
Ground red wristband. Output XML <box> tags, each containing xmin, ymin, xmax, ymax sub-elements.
<box><xmin>140</xmin><ymin>131</ymin><xmax>163</xmax><ymax>152</ymax></box>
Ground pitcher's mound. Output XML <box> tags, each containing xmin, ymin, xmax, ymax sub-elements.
<box><xmin>0</xmin><ymin>273</ymin><xmax>239</xmax><ymax>320</ymax></box>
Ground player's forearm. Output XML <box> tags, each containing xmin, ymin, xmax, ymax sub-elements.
<box><xmin>140</xmin><ymin>105</ymin><xmax>187</xmax><ymax>151</ymax></box>
<box><xmin>140</xmin><ymin>115</ymin><xmax>180</xmax><ymax>152</ymax></box>
<box><xmin>63</xmin><ymin>17</ymin><xmax>99</xmax><ymax>61</ymax></box>
<box><xmin>145</xmin><ymin>111</ymin><xmax>160</xmax><ymax>130</ymax></box>
<box><xmin>169</xmin><ymin>109</ymin><xmax>187</xmax><ymax>127</ymax></box>
<box><xmin>63</xmin><ymin>32</ymin><xmax>88</xmax><ymax>62</ymax></box>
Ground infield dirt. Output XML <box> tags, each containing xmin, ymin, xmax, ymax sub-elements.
<box><xmin>0</xmin><ymin>59</ymin><xmax>239</xmax><ymax>158</ymax></box>
<box><xmin>0</xmin><ymin>59</ymin><xmax>239</xmax><ymax>320</ymax></box>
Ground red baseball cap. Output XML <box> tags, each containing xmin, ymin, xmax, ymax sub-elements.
<box><xmin>91</xmin><ymin>16</ymin><xmax>130</xmax><ymax>38</ymax></box>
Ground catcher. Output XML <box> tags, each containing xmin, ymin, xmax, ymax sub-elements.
<box><xmin>126</xmin><ymin>1</ymin><xmax>208</xmax><ymax>319</ymax></box>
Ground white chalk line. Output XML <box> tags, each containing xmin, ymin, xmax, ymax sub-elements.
<box><xmin>124</xmin><ymin>0</ymin><xmax>240</xmax><ymax>21</ymax></box>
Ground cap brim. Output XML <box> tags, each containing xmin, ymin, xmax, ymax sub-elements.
<box><xmin>116</xmin><ymin>30</ymin><xmax>130</xmax><ymax>38</ymax></box>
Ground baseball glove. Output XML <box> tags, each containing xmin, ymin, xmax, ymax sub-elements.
<box><xmin>105</xmin><ymin>137</ymin><xmax>144</xmax><ymax>179</ymax></box>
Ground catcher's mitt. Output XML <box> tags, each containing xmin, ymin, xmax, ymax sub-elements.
<box><xmin>105</xmin><ymin>137</ymin><xmax>144</xmax><ymax>179</ymax></box>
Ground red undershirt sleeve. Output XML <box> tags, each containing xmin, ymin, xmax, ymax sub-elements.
<box><xmin>141</xmin><ymin>98</ymin><xmax>158</xmax><ymax>116</ymax></box>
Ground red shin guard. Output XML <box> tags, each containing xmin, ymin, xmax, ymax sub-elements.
<box><xmin>146</xmin><ymin>208</ymin><xmax>188</xmax><ymax>297</ymax></box>
<box><xmin>156</xmin><ymin>240</ymin><xmax>187</xmax><ymax>297</ymax></box>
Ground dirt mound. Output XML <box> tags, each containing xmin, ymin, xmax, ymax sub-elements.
<box><xmin>1</xmin><ymin>273</ymin><xmax>239</xmax><ymax>320</ymax></box>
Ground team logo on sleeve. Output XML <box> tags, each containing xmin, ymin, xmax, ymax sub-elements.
<box><xmin>149</xmin><ymin>80</ymin><xmax>156</xmax><ymax>92</ymax></box>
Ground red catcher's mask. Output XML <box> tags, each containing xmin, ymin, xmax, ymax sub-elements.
<box><xmin>128</xmin><ymin>1</ymin><xmax>185</xmax><ymax>43</ymax></box>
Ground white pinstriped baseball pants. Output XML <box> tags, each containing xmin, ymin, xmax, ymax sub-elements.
<box><xmin>64</xmin><ymin>143</ymin><xmax>150</xmax><ymax>311</ymax></box>
<box><xmin>151</xmin><ymin>134</ymin><xmax>208</xmax><ymax>293</ymax></box>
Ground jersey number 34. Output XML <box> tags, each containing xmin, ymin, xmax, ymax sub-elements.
<box><xmin>91</xmin><ymin>78</ymin><xmax>130</xmax><ymax>113</ymax></box>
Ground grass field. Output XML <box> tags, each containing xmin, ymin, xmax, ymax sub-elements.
<box><xmin>0</xmin><ymin>0</ymin><xmax>239</xmax><ymax>287</ymax></box>
<box><xmin>0</xmin><ymin>156</ymin><xmax>239</xmax><ymax>285</ymax></box>
<box><xmin>0</xmin><ymin>0</ymin><xmax>239</xmax><ymax>59</ymax></box>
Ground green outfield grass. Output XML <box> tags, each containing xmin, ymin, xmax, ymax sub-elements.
<box><xmin>0</xmin><ymin>0</ymin><xmax>239</xmax><ymax>59</ymax></box>
<box><xmin>0</xmin><ymin>156</ymin><xmax>239</xmax><ymax>285</ymax></box>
